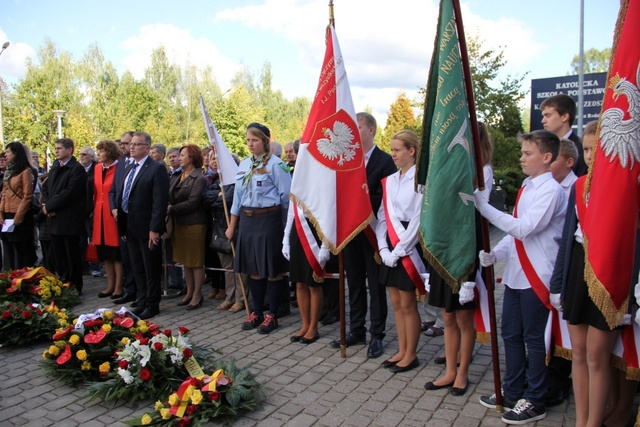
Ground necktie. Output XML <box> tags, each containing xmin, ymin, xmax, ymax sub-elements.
<box><xmin>122</xmin><ymin>163</ymin><xmax>138</xmax><ymax>213</ymax></box>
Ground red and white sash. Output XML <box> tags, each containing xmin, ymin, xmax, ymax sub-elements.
<box><xmin>293</xmin><ymin>205</ymin><xmax>325</xmax><ymax>283</ymax></box>
<box><xmin>381</xmin><ymin>177</ymin><xmax>426</xmax><ymax>295</ymax></box>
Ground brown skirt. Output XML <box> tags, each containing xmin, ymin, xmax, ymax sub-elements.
<box><xmin>173</xmin><ymin>223</ymin><xmax>206</xmax><ymax>268</ymax></box>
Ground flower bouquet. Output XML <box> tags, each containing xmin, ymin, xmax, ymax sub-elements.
<box><xmin>0</xmin><ymin>301</ymin><xmax>73</xmax><ymax>346</ymax></box>
<box><xmin>0</xmin><ymin>267</ymin><xmax>80</xmax><ymax>309</ymax></box>
<box><xmin>42</xmin><ymin>308</ymin><xmax>157</xmax><ymax>384</ymax></box>
<box><xmin>83</xmin><ymin>326</ymin><xmax>215</xmax><ymax>403</ymax></box>
<box><xmin>124</xmin><ymin>359</ymin><xmax>265</xmax><ymax>427</ymax></box>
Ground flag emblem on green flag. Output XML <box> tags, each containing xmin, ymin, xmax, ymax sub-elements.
<box><xmin>416</xmin><ymin>0</ymin><xmax>477</xmax><ymax>291</ymax></box>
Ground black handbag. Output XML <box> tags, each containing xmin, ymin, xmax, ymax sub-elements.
<box><xmin>209</xmin><ymin>219</ymin><xmax>231</xmax><ymax>254</ymax></box>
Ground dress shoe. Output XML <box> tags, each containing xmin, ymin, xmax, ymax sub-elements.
<box><xmin>299</xmin><ymin>333</ymin><xmax>320</xmax><ymax>344</ymax></box>
<box><xmin>367</xmin><ymin>337</ymin><xmax>384</xmax><ymax>358</ymax></box>
<box><xmin>186</xmin><ymin>298</ymin><xmax>203</xmax><ymax>311</ymax></box>
<box><xmin>113</xmin><ymin>293</ymin><xmax>136</xmax><ymax>305</ymax></box>
<box><xmin>130</xmin><ymin>302</ymin><xmax>138</xmax><ymax>309</ymax></box>
<box><xmin>424</xmin><ymin>380</ymin><xmax>454</xmax><ymax>391</ymax></box>
<box><xmin>389</xmin><ymin>358</ymin><xmax>419</xmax><ymax>373</ymax></box>
<box><xmin>321</xmin><ymin>314</ymin><xmax>338</xmax><ymax>326</ymax></box>
<box><xmin>330</xmin><ymin>333</ymin><xmax>366</xmax><ymax>348</ymax></box>
<box><xmin>138</xmin><ymin>307</ymin><xmax>159</xmax><ymax>320</ymax></box>
<box><xmin>97</xmin><ymin>291</ymin><xmax>113</xmax><ymax>298</ymax></box>
<box><xmin>110</xmin><ymin>293</ymin><xmax>124</xmax><ymax>300</ymax></box>
<box><xmin>450</xmin><ymin>381</ymin><xmax>469</xmax><ymax>396</ymax></box>
<box><xmin>177</xmin><ymin>299</ymin><xmax>190</xmax><ymax>306</ymax></box>
<box><xmin>131</xmin><ymin>307</ymin><xmax>145</xmax><ymax>317</ymax></box>
<box><xmin>290</xmin><ymin>335</ymin><xmax>304</xmax><ymax>343</ymax></box>
<box><xmin>380</xmin><ymin>359</ymin><xmax>398</xmax><ymax>368</ymax></box>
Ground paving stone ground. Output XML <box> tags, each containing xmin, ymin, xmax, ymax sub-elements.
<box><xmin>0</xmin><ymin>228</ymin><xmax>636</xmax><ymax>426</ymax></box>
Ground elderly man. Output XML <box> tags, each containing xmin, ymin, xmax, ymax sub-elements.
<box><xmin>78</xmin><ymin>146</ymin><xmax>101</xmax><ymax>277</ymax></box>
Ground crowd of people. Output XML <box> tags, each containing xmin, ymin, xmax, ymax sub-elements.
<box><xmin>1</xmin><ymin>94</ymin><xmax>637</xmax><ymax>426</ymax></box>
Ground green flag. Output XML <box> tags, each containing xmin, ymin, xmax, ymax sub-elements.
<box><xmin>416</xmin><ymin>0</ymin><xmax>476</xmax><ymax>291</ymax></box>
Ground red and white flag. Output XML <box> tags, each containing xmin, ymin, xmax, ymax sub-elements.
<box><xmin>199</xmin><ymin>94</ymin><xmax>238</xmax><ymax>186</ymax></box>
<box><xmin>584</xmin><ymin>0</ymin><xmax>640</xmax><ymax>329</ymax></box>
<box><xmin>290</xmin><ymin>26</ymin><xmax>372</xmax><ymax>254</ymax></box>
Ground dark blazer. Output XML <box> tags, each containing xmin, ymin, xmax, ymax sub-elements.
<box><xmin>41</xmin><ymin>156</ymin><xmax>87</xmax><ymax>235</ymax></box>
<box><xmin>168</xmin><ymin>168</ymin><xmax>207</xmax><ymax>226</ymax></box>
<box><xmin>367</xmin><ymin>146</ymin><xmax>397</xmax><ymax>217</ymax></box>
<box><xmin>114</xmin><ymin>157</ymin><xmax>169</xmax><ymax>239</ymax></box>
<box><xmin>568</xmin><ymin>132</ymin><xmax>588</xmax><ymax>177</ymax></box>
<box><xmin>109</xmin><ymin>156</ymin><xmax>129</xmax><ymax>212</ymax></box>
<box><xmin>550</xmin><ymin>184</ymin><xmax>578</xmax><ymax>298</ymax></box>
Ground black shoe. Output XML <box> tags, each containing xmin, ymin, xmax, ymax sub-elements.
<box><xmin>97</xmin><ymin>291</ymin><xmax>113</xmax><ymax>298</ymax></box>
<box><xmin>242</xmin><ymin>312</ymin><xmax>264</xmax><ymax>330</ymax></box>
<box><xmin>434</xmin><ymin>355</ymin><xmax>446</xmax><ymax>365</ymax></box>
<box><xmin>450</xmin><ymin>381</ymin><xmax>469</xmax><ymax>396</ymax></box>
<box><xmin>186</xmin><ymin>298</ymin><xmax>203</xmax><ymax>311</ymax></box>
<box><xmin>130</xmin><ymin>301</ymin><xmax>138</xmax><ymax>309</ymax></box>
<box><xmin>110</xmin><ymin>293</ymin><xmax>124</xmax><ymax>300</ymax></box>
<box><xmin>321</xmin><ymin>314</ymin><xmax>338</xmax><ymax>326</ymax></box>
<box><xmin>381</xmin><ymin>359</ymin><xmax>398</xmax><ymax>368</ymax></box>
<box><xmin>424</xmin><ymin>380</ymin><xmax>454</xmax><ymax>391</ymax></box>
<box><xmin>290</xmin><ymin>335</ymin><xmax>304</xmax><ymax>342</ymax></box>
<box><xmin>367</xmin><ymin>337</ymin><xmax>383</xmax><ymax>358</ymax></box>
<box><xmin>544</xmin><ymin>388</ymin><xmax>569</xmax><ymax>407</ymax></box>
<box><xmin>114</xmin><ymin>293</ymin><xmax>136</xmax><ymax>304</ymax></box>
<box><xmin>131</xmin><ymin>307</ymin><xmax>145</xmax><ymax>317</ymax></box>
<box><xmin>299</xmin><ymin>333</ymin><xmax>320</xmax><ymax>344</ymax></box>
<box><xmin>389</xmin><ymin>358</ymin><xmax>419</xmax><ymax>373</ymax></box>
<box><xmin>138</xmin><ymin>307</ymin><xmax>159</xmax><ymax>320</ymax></box>
<box><xmin>257</xmin><ymin>314</ymin><xmax>278</xmax><ymax>334</ymax></box>
<box><xmin>330</xmin><ymin>333</ymin><xmax>366</xmax><ymax>348</ymax></box>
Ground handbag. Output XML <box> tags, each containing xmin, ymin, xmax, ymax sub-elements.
<box><xmin>86</xmin><ymin>242</ymin><xmax>99</xmax><ymax>263</ymax></box>
<box><xmin>209</xmin><ymin>219</ymin><xmax>231</xmax><ymax>254</ymax></box>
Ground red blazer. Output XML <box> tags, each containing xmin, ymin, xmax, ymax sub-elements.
<box><xmin>92</xmin><ymin>163</ymin><xmax>119</xmax><ymax>246</ymax></box>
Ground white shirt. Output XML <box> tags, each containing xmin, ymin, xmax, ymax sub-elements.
<box><xmin>559</xmin><ymin>170</ymin><xmax>578</xmax><ymax>199</ymax></box>
<box><xmin>375</xmin><ymin>165</ymin><xmax>422</xmax><ymax>257</ymax></box>
<box><xmin>482</xmin><ymin>172</ymin><xmax>567</xmax><ymax>290</ymax></box>
<box><xmin>125</xmin><ymin>155</ymin><xmax>149</xmax><ymax>187</ymax></box>
<box><xmin>364</xmin><ymin>145</ymin><xmax>375</xmax><ymax>167</ymax></box>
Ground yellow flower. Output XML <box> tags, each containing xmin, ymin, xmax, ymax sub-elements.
<box><xmin>76</xmin><ymin>350</ymin><xmax>87</xmax><ymax>361</ymax></box>
<box><xmin>138</xmin><ymin>323</ymin><xmax>149</xmax><ymax>334</ymax></box>
<box><xmin>42</xmin><ymin>350</ymin><xmax>49</xmax><ymax>359</ymax></box>
<box><xmin>54</xmin><ymin>340</ymin><xmax>66</xmax><ymax>348</ymax></box>
<box><xmin>48</xmin><ymin>345</ymin><xmax>60</xmax><ymax>356</ymax></box>
<box><xmin>190</xmin><ymin>389</ymin><xmax>203</xmax><ymax>405</ymax></box>
<box><xmin>184</xmin><ymin>385</ymin><xmax>195</xmax><ymax>399</ymax></box>
<box><xmin>72</xmin><ymin>318</ymin><xmax>79</xmax><ymax>326</ymax></box>
<box><xmin>81</xmin><ymin>361</ymin><xmax>91</xmax><ymax>371</ymax></box>
<box><xmin>103</xmin><ymin>310</ymin><xmax>115</xmax><ymax>320</ymax></box>
<box><xmin>69</xmin><ymin>335</ymin><xmax>80</xmax><ymax>345</ymax></box>
<box><xmin>160</xmin><ymin>408</ymin><xmax>171</xmax><ymax>420</ymax></box>
<box><xmin>168</xmin><ymin>393</ymin><xmax>180</xmax><ymax>406</ymax></box>
<box><xmin>154</xmin><ymin>401</ymin><xmax>164</xmax><ymax>411</ymax></box>
<box><xmin>99</xmin><ymin>362</ymin><xmax>110</xmax><ymax>373</ymax></box>
<box><xmin>121</xmin><ymin>337</ymin><xmax>130</xmax><ymax>345</ymax></box>
<box><xmin>101</xmin><ymin>324</ymin><xmax>112</xmax><ymax>333</ymax></box>
<box><xmin>141</xmin><ymin>414</ymin><xmax>152</xmax><ymax>425</ymax></box>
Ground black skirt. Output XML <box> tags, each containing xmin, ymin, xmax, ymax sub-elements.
<box><xmin>1</xmin><ymin>212</ymin><xmax>34</xmax><ymax>243</ymax></box>
<box><xmin>378</xmin><ymin>221</ymin><xmax>425</xmax><ymax>293</ymax></box>
<box><xmin>289</xmin><ymin>218</ymin><xmax>337</xmax><ymax>286</ymax></box>
<box><xmin>428</xmin><ymin>268</ymin><xmax>476</xmax><ymax>313</ymax></box>
<box><xmin>562</xmin><ymin>240</ymin><xmax>610</xmax><ymax>331</ymax></box>
<box><xmin>234</xmin><ymin>207</ymin><xmax>288</xmax><ymax>278</ymax></box>
<box><xmin>97</xmin><ymin>244</ymin><xmax>120</xmax><ymax>262</ymax></box>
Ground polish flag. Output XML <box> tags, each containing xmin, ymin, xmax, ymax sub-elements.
<box><xmin>290</xmin><ymin>26</ymin><xmax>372</xmax><ymax>254</ymax></box>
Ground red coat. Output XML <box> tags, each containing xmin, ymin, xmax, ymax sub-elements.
<box><xmin>92</xmin><ymin>163</ymin><xmax>119</xmax><ymax>246</ymax></box>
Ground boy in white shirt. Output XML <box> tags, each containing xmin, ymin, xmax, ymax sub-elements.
<box><xmin>474</xmin><ymin>130</ymin><xmax>567</xmax><ymax>424</ymax></box>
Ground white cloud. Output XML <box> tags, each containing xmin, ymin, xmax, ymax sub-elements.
<box><xmin>120</xmin><ymin>23</ymin><xmax>244</xmax><ymax>89</ymax></box>
<box><xmin>0</xmin><ymin>28</ymin><xmax>35</xmax><ymax>83</ymax></box>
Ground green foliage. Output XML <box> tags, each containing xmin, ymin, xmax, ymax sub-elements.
<box><xmin>383</xmin><ymin>91</ymin><xmax>417</xmax><ymax>152</ymax></box>
<box><xmin>570</xmin><ymin>47</ymin><xmax>611</xmax><ymax>74</ymax></box>
<box><xmin>490</xmin><ymin>127</ymin><xmax>525</xmax><ymax>207</ymax></box>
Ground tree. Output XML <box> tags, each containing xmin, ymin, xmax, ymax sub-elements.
<box><xmin>570</xmin><ymin>47</ymin><xmax>611</xmax><ymax>74</ymax></box>
<box><xmin>383</xmin><ymin>91</ymin><xmax>417</xmax><ymax>152</ymax></box>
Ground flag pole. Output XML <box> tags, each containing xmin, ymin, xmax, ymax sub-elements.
<box><xmin>451</xmin><ymin>0</ymin><xmax>503</xmax><ymax>411</ymax></box>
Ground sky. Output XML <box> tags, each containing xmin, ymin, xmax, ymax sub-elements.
<box><xmin>0</xmin><ymin>0</ymin><xmax>619</xmax><ymax>125</ymax></box>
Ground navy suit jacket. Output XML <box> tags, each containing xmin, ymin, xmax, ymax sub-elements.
<box><xmin>568</xmin><ymin>132</ymin><xmax>588</xmax><ymax>177</ymax></box>
<box><xmin>112</xmin><ymin>157</ymin><xmax>169</xmax><ymax>239</ymax></box>
<box><xmin>366</xmin><ymin>146</ymin><xmax>397</xmax><ymax>217</ymax></box>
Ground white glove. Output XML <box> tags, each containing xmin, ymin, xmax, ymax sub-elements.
<box><xmin>458</xmin><ymin>281</ymin><xmax>475</xmax><ymax>305</ymax></box>
<box><xmin>473</xmin><ymin>187</ymin><xmax>491</xmax><ymax>211</ymax></box>
<box><xmin>478</xmin><ymin>250</ymin><xmax>496</xmax><ymax>267</ymax></box>
<box><xmin>420</xmin><ymin>273</ymin><xmax>431</xmax><ymax>293</ymax></box>
<box><xmin>550</xmin><ymin>293</ymin><xmax>562</xmax><ymax>312</ymax></box>
<box><xmin>318</xmin><ymin>247</ymin><xmax>331</xmax><ymax>268</ymax></box>
<box><xmin>380</xmin><ymin>248</ymin><xmax>399</xmax><ymax>268</ymax></box>
<box><xmin>282</xmin><ymin>243</ymin><xmax>290</xmax><ymax>261</ymax></box>
<box><xmin>635</xmin><ymin>283</ymin><xmax>640</xmax><ymax>326</ymax></box>
<box><xmin>621</xmin><ymin>314</ymin><xmax>632</xmax><ymax>326</ymax></box>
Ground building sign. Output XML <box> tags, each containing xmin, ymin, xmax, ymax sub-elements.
<box><xmin>530</xmin><ymin>72</ymin><xmax>607</xmax><ymax>132</ymax></box>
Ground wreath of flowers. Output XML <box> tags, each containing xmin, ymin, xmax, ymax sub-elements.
<box><xmin>0</xmin><ymin>301</ymin><xmax>73</xmax><ymax>346</ymax></box>
<box><xmin>0</xmin><ymin>267</ymin><xmax>80</xmax><ymax>309</ymax></box>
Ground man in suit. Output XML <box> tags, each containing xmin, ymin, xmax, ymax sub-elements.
<box><xmin>42</xmin><ymin>138</ymin><xmax>87</xmax><ymax>295</ymax></box>
<box><xmin>111</xmin><ymin>131</ymin><xmax>138</xmax><ymax>306</ymax></box>
<box><xmin>79</xmin><ymin>146</ymin><xmax>101</xmax><ymax>277</ymax></box>
<box><xmin>541</xmin><ymin>94</ymin><xmax>587</xmax><ymax>176</ymax></box>
<box><xmin>330</xmin><ymin>112</ymin><xmax>397</xmax><ymax>358</ymax></box>
<box><xmin>113</xmin><ymin>132</ymin><xmax>169</xmax><ymax>319</ymax></box>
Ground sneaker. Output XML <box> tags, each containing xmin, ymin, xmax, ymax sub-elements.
<box><xmin>91</xmin><ymin>270</ymin><xmax>102</xmax><ymax>277</ymax></box>
<box><xmin>479</xmin><ymin>393</ymin><xmax>518</xmax><ymax>411</ymax></box>
<box><xmin>501</xmin><ymin>399</ymin><xmax>546</xmax><ymax>425</ymax></box>
<box><xmin>241</xmin><ymin>312</ymin><xmax>263</xmax><ymax>330</ymax></box>
<box><xmin>257</xmin><ymin>314</ymin><xmax>278</xmax><ymax>334</ymax></box>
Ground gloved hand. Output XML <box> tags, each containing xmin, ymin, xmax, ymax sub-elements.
<box><xmin>550</xmin><ymin>293</ymin><xmax>562</xmax><ymax>312</ymax></box>
<box><xmin>458</xmin><ymin>281</ymin><xmax>475</xmax><ymax>305</ymax></box>
<box><xmin>282</xmin><ymin>243</ymin><xmax>290</xmax><ymax>261</ymax></box>
<box><xmin>635</xmin><ymin>283</ymin><xmax>640</xmax><ymax>326</ymax></box>
<box><xmin>621</xmin><ymin>314</ymin><xmax>632</xmax><ymax>326</ymax></box>
<box><xmin>473</xmin><ymin>187</ymin><xmax>491</xmax><ymax>210</ymax></box>
<box><xmin>420</xmin><ymin>273</ymin><xmax>431</xmax><ymax>293</ymax></box>
<box><xmin>380</xmin><ymin>248</ymin><xmax>399</xmax><ymax>268</ymax></box>
<box><xmin>318</xmin><ymin>247</ymin><xmax>331</xmax><ymax>268</ymax></box>
<box><xmin>478</xmin><ymin>250</ymin><xmax>496</xmax><ymax>267</ymax></box>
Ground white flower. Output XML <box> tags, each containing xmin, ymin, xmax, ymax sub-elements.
<box><xmin>138</xmin><ymin>345</ymin><xmax>151</xmax><ymax>367</ymax></box>
<box><xmin>118</xmin><ymin>368</ymin><xmax>134</xmax><ymax>385</ymax></box>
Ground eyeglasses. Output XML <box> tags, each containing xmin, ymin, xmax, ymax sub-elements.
<box><xmin>79</xmin><ymin>153</ymin><xmax>90</xmax><ymax>156</ymax></box>
<box><xmin>120</xmin><ymin>142</ymin><xmax>130</xmax><ymax>146</ymax></box>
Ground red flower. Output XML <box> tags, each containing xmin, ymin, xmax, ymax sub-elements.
<box><xmin>209</xmin><ymin>391</ymin><xmax>221</xmax><ymax>402</ymax></box>
<box><xmin>148</xmin><ymin>322</ymin><xmax>159</xmax><ymax>331</ymax></box>
<box><xmin>151</xmin><ymin>329</ymin><xmax>161</xmax><ymax>336</ymax></box>
<box><xmin>56</xmin><ymin>345</ymin><xmax>72</xmax><ymax>365</ymax></box>
<box><xmin>182</xmin><ymin>348</ymin><xmax>193</xmax><ymax>358</ymax></box>
<box><xmin>52</xmin><ymin>325</ymin><xmax>72</xmax><ymax>340</ymax></box>
<box><xmin>84</xmin><ymin>329</ymin><xmax>107</xmax><ymax>344</ymax></box>
<box><xmin>178</xmin><ymin>417</ymin><xmax>190</xmax><ymax>427</ymax></box>
<box><xmin>186</xmin><ymin>405</ymin><xmax>198</xmax><ymax>415</ymax></box>
<box><xmin>113</xmin><ymin>317</ymin><xmax>134</xmax><ymax>328</ymax></box>
<box><xmin>189</xmin><ymin>377</ymin><xmax>200</xmax><ymax>387</ymax></box>
<box><xmin>21</xmin><ymin>311</ymin><xmax>32</xmax><ymax>319</ymax></box>
<box><xmin>35</xmin><ymin>308</ymin><xmax>43</xmax><ymax>316</ymax></box>
<box><xmin>153</xmin><ymin>342</ymin><xmax>163</xmax><ymax>351</ymax></box>
<box><xmin>1</xmin><ymin>311</ymin><xmax>11</xmax><ymax>319</ymax></box>
<box><xmin>164</xmin><ymin>329</ymin><xmax>172</xmax><ymax>337</ymax></box>
<box><xmin>135</xmin><ymin>333</ymin><xmax>144</xmax><ymax>340</ymax></box>
<box><xmin>118</xmin><ymin>360</ymin><xmax>129</xmax><ymax>369</ymax></box>
<box><xmin>178</xmin><ymin>326</ymin><xmax>189</xmax><ymax>335</ymax></box>
<box><xmin>139</xmin><ymin>368</ymin><xmax>152</xmax><ymax>381</ymax></box>
<box><xmin>28</xmin><ymin>285</ymin><xmax>40</xmax><ymax>294</ymax></box>
<box><xmin>139</xmin><ymin>337</ymin><xmax>149</xmax><ymax>346</ymax></box>
<box><xmin>83</xmin><ymin>319</ymin><xmax>103</xmax><ymax>327</ymax></box>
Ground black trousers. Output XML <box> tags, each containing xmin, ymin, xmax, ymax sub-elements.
<box><xmin>119</xmin><ymin>237</ymin><xmax>137</xmax><ymax>296</ymax></box>
<box><xmin>50</xmin><ymin>233</ymin><xmax>83</xmax><ymax>293</ymax></box>
<box><xmin>127</xmin><ymin>234</ymin><xmax>162</xmax><ymax>310</ymax></box>
<box><xmin>344</xmin><ymin>232</ymin><xmax>387</xmax><ymax>339</ymax></box>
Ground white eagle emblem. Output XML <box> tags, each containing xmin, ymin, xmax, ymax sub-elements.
<box><xmin>600</xmin><ymin>62</ymin><xmax>640</xmax><ymax>169</ymax></box>
<box><xmin>316</xmin><ymin>121</ymin><xmax>359</xmax><ymax>166</ymax></box>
